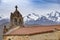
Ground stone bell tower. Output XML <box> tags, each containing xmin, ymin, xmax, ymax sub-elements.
<box><xmin>10</xmin><ymin>5</ymin><xmax>23</xmax><ymax>27</ymax></box>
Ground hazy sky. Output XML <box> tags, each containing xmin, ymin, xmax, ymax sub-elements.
<box><xmin>0</xmin><ymin>0</ymin><xmax>60</xmax><ymax>18</ymax></box>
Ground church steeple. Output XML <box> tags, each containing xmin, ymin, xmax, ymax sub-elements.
<box><xmin>10</xmin><ymin>5</ymin><xmax>23</xmax><ymax>27</ymax></box>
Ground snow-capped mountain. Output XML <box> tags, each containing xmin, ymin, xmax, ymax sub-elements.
<box><xmin>47</xmin><ymin>11</ymin><xmax>60</xmax><ymax>22</ymax></box>
<box><xmin>25</xmin><ymin>11</ymin><xmax>60</xmax><ymax>25</ymax></box>
<box><xmin>24</xmin><ymin>13</ymin><xmax>39</xmax><ymax>22</ymax></box>
<box><xmin>25</xmin><ymin>15</ymin><xmax>58</xmax><ymax>25</ymax></box>
<box><xmin>0</xmin><ymin>16</ymin><xmax>9</xmax><ymax>25</ymax></box>
<box><xmin>0</xmin><ymin>16</ymin><xmax>2</xmax><ymax>20</ymax></box>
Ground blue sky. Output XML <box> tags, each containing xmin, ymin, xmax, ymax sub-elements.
<box><xmin>0</xmin><ymin>0</ymin><xmax>60</xmax><ymax>18</ymax></box>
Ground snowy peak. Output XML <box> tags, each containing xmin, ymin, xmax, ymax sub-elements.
<box><xmin>0</xmin><ymin>16</ymin><xmax>3</xmax><ymax>20</ymax></box>
<box><xmin>0</xmin><ymin>16</ymin><xmax>9</xmax><ymax>21</ymax></box>
<box><xmin>47</xmin><ymin>11</ymin><xmax>60</xmax><ymax>17</ymax></box>
<box><xmin>27</xmin><ymin>13</ymin><xmax>39</xmax><ymax>20</ymax></box>
<box><xmin>24</xmin><ymin>13</ymin><xmax>39</xmax><ymax>22</ymax></box>
<box><xmin>55</xmin><ymin>11</ymin><xmax>60</xmax><ymax>17</ymax></box>
<box><xmin>32</xmin><ymin>13</ymin><xmax>39</xmax><ymax>17</ymax></box>
<box><xmin>47</xmin><ymin>11</ymin><xmax>60</xmax><ymax>22</ymax></box>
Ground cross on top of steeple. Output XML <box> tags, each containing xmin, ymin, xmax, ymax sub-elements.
<box><xmin>15</xmin><ymin>5</ymin><xmax>18</xmax><ymax>10</ymax></box>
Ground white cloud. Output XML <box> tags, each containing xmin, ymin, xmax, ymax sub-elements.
<box><xmin>2</xmin><ymin>0</ymin><xmax>16</xmax><ymax>3</ymax></box>
<box><xmin>0</xmin><ymin>0</ymin><xmax>60</xmax><ymax>19</ymax></box>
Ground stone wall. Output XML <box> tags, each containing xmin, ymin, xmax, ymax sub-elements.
<box><xmin>30</xmin><ymin>31</ymin><xmax>60</xmax><ymax>40</ymax></box>
<box><xmin>3</xmin><ymin>31</ymin><xmax>60</xmax><ymax>40</ymax></box>
<box><xmin>3</xmin><ymin>36</ymin><xmax>29</xmax><ymax>40</ymax></box>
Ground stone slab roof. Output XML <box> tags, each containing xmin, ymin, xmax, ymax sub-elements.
<box><xmin>4</xmin><ymin>25</ymin><xmax>60</xmax><ymax>36</ymax></box>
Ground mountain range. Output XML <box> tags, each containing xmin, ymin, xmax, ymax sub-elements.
<box><xmin>25</xmin><ymin>11</ymin><xmax>60</xmax><ymax>25</ymax></box>
<box><xmin>0</xmin><ymin>11</ymin><xmax>60</xmax><ymax>26</ymax></box>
